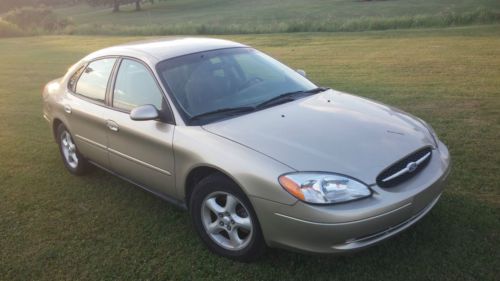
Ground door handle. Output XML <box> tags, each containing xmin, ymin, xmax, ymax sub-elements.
<box><xmin>64</xmin><ymin>105</ymin><xmax>72</xmax><ymax>114</ymax></box>
<box><xmin>106</xmin><ymin>120</ymin><xmax>119</xmax><ymax>132</ymax></box>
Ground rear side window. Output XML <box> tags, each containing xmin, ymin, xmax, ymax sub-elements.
<box><xmin>113</xmin><ymin>59</ymin><xmax>163</xmax><ymax>111</ymax></box>
<box><xmin>75</xmin><ymin>58</ymin><xmax>116</xmax><ymax>102</ymax></box>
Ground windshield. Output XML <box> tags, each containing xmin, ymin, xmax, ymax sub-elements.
<box><xmin>156</xmin><ymin>47</ymin><xmax>317</xmax><ymax>123</ymax></box>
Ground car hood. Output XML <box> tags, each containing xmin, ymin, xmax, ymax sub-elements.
<box><xmin>203</xmin><ymin>90</ymin><xmax>435</xmax><ymax>184</ymax></box>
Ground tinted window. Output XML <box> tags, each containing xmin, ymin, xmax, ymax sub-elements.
<box><xmin>157</xmin><ymin>48</ymin><xmax>316</xmax><ymax>120</ymax></box>
<box><xmin>113</xmin><ymin>59</ymin><xmax>163</xmax><ymax>111</ymax></box>
<box><xmin>75</xmin><ymin>58</ymin><xmax>116</xmax><ymax>102</ymax></box>
<box><xmin>68</xmin><ymin>65</ymin><xmax>85</xmax><ymax>92</ymax></box>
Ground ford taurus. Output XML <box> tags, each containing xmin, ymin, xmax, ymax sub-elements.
<box><xmin>42</xmin><ymin>38</ymin><xmax>451</xmax><ymax>261</ymax></box>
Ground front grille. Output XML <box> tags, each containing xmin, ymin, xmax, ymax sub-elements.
<box><xmin>376</xmin><ymin>146</ymin><xmax>432</xmax><ymax>188</ymax></box>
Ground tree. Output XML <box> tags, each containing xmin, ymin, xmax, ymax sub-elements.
<box><xmin>99</xmin><ymin>0</ymin><xmax>143</xmax><ymax>12</ymax></box>
<box><xmin>1</xmin><ymin>0</ymin><xmax>79</xmax><ymax>13</ymax></box>
<box><xmin>0</xmin><ymin>0</ymin><xmax>148</xmax><ymax>13</ymax></box>
<box><xmin>113</xmin><ymin>0</ymin><xmax>120</xmax><ymax>12</ymax></box>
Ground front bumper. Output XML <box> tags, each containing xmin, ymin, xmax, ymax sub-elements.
<box><xmin>250</xmin><ymin>141</ymin><xmax>451</xmax><ymax>254</ymax></box>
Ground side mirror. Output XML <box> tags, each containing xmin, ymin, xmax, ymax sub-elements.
<box><xmin>130</xmin><ymin>104</ymin><xmax>159</xmax><ymax>121</ymax></box>
<box><xmin>296</xmin><ymin>69</ymin><xmax>306</xmax><ymax>77</ymax></box>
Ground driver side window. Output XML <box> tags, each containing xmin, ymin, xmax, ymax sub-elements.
<box><xmin>113</xmin><ymin>59</ymin><xmax>164</xmax><ymax>112</ymax></box>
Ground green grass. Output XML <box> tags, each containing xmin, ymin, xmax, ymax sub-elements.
<box><xmin>60</xmin><ymin>0</ymin><xmax>500</xmax><ymax>26</ymax></box>
<box><xmin>1</xmin><ymin>25</ymin><xmax>499</xmax><ymax>280</ymax></box>
<box><xmin>53</xmin><ymin>0</ymin><xmax>500</xmax><ymax>35</ymax></box>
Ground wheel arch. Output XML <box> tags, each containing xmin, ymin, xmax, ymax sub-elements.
<box><xmin>184</xmin><ymin>165</ymin><xmax>243</xmax><ymax>207</ymax></box>
<box><xmin>52</xmin><ymin>118</ymin><xmax>64</xmax><ymax>140</ymax></box>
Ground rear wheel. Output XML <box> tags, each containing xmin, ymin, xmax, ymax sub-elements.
<box><xmin>189</xmin><ymin>174</ymin><xmax>266</xmax><ymax>262</ymax></box>
<box><xmin>56</xmin><ymin>124</ymin><xmax>89</xmax><ymax>175</ymax></box>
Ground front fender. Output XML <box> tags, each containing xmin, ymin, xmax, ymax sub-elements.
<box><xmin>173</xmin><ymin>126</ymin><xmax>298</xmax><ymax>205</ymax></box>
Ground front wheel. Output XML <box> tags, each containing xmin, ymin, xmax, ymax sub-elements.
<box><xmin>56</xmin><ymin>124</ymin><xmax>89</xmax><ymax>175</ymax></box>
<box><xmin>189</xmin><ymin>174</ymin><xmax>266</xmax><ymax>262</ymax></box>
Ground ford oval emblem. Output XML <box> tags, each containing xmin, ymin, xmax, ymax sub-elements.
<box><xmin>407</xmin><ymin>162</ymin><xmax>418</xmax><ymax>173</ymax></box>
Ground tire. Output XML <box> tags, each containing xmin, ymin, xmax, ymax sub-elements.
<box><xmin>189</xmin><ymin>173</ymin><xmax>266</xmax><ymax>262</ymax></box>
<box><xmin>56</xmin><ymin>123</ymin><xmax>89</xmax><ymax>175</ymax></box>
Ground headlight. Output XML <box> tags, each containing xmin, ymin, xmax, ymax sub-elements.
<box><xmin>278</xmin><ymin>172</ymin><xmax>372</xmax><ymax>204</ymax></box>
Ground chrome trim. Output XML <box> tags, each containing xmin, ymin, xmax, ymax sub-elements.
<box><xmin>106</xmin><ymin>120</ymin><xmax>119</xmax><ymax>132</ymax></box>
<box><xmin>64</xmin><ymin>104</ymin><xmax>72</xmax><ymax>114</ymax></box>
<box><xmin>381</xmin><ymin>151</ymin><xmax>431</xmax><ymax>182</ymax></box>
<box><xmin>75</xmin><ymin>134</ymin><xmax>107</xmax><ymax>150</ymax></box>
<box><xmin>108</xmin><ymin>148</ymin><xmax>172</xmax><ymax>176</ymax></box>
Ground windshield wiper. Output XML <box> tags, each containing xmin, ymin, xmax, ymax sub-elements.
<box><xmin>256</xmin><ymin>87</ymin><xmax>330</xmax><ymax>109</ymax></box>
<box><xmin>190</xmin><ymin>106</ymin><xmax>256</xmax><ymax>121</ymax></box>
<box><xmin>189</xmin><ymin>87</ymin><xmax>330</xmax><ymax>122</ymax></box>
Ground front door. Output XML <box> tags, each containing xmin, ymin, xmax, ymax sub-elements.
<box><xmin>106</xmin><ymin>58</ymin><xmax>176</xmax><ymax>197</ymax></box>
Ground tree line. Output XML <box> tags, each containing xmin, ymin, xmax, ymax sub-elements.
<box><xmin>87</xmin><ymin>0</ymin><xmax>159</xmax><ymax>12</ymax></box>
<box><xmin>0</xmin><ymin>0</ymin><xmax>162</xmax><ymax>13</ymax></box>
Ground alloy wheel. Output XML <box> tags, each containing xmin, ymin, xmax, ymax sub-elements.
<box><xmin>60</xmin><ymin>130</ymin><xmax>78</xmax><ymax>169</ymax></box>
<box><xmin>201</xmin><ymin>191</ymin><xmax>253</xmax><ymax>251</ymax></box>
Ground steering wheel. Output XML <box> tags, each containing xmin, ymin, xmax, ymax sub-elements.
<box><xmin>238</xmin><ymin>77</ymin><xmax>264</xmax><ymax>92</ymax></box>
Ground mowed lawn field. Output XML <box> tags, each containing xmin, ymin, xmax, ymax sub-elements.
<box><xmin>1</xmin><ymin>25</ymin><xmax>499</xmax><ymax>280</ymax></box>
<box><xmin>59</xmin><ymin>0</ymin><xmax>500</xmax><ymax>27</ymax></box>
<box><xmin>52</xmin><ymin>0</ymin><xmax>500</xmax><ymax>34</ymax></box>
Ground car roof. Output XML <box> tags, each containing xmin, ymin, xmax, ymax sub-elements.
<box><xmin>83</xmin><ymin>37</ymin><xmax>248</xmax><ymax>65</ymax></box>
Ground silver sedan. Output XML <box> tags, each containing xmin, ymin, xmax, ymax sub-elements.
<box><xmin>42</xmin><ymin>38</ymin><xmax>450</xmax><ymax>261</ymax></box>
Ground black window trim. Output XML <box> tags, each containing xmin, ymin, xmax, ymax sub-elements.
<box><xmin>66</xmin><ymin>55</ymin><xmax>176</xmax><ymax>125</ymax></box>
<box><xmin>67</xmin><ymin>55</ymin><xmax>120</xmax><ymax>107</ymax></box>
<box><xmin>108</xmin><ymin>56</ymin><xmax>176</xmax><ymax>125</ymax></box>
<box><xmin>67</xmin><ymin>64</ymin><xmax>86</xmax><ymax>93</ymax></box>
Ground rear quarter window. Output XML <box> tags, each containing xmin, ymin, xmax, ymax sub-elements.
<box><xmin>68</xmin><ymin>65</ymin><xmax>85</xmax><ymax>92</ymax></box>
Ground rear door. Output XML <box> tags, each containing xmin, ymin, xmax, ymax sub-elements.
<box><xmin>65</xmin><ymin>58</ymin><xmax>117</xmax><ymax>167</ymax></box>
<box><xmin>105</xmin><ymin>58</ymin><xmax>176</xmax><ymax>197</ymax></box>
